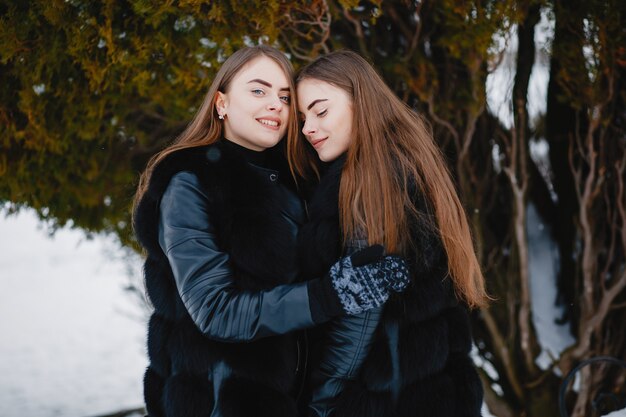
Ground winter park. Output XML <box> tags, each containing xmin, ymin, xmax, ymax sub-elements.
<box><xmin>1</xmin><ymin>2</ymin><xmax>625</xmax><ymax>417</ymax></box>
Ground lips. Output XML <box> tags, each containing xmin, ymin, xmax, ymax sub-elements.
<box><xmin>310</xmin><ymin>137</ymin><xmax>328</xmax><ymax>149</ymax></box>
<box><xmin>257</xmin><ymin>117</ymin><xmax>281</xmax><ymax>130</ymax></box>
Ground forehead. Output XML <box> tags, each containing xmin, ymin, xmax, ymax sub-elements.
<box><xmin>231</xmin><ymin>56</ymin><xmax>290</xmax><ymax>88</ymax></box>
<box><xmin>297</xmin><ymin>79</ymin><xmax>350</xmax><ymax>109</ymax></box>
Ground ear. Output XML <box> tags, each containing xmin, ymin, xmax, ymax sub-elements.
<box><xmin>215</xmin><ymin>91</ymin><xmax>228</xmax><ymax>116</ymax></box>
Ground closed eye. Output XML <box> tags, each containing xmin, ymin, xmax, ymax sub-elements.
<box><xmin>317</xmin><ymin>109</ymin><xmax>327</xmax><ymax>117</ymax></box>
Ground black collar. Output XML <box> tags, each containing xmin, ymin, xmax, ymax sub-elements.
<box><xmin>221</xmin><ymin>138</ymin><xmax>272</xmax><ymax>168</ymax></box>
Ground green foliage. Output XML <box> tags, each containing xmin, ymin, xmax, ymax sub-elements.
<box><xmin>0</xmin><ymin>0</ymin><xmax>293</xmax><ymax>245</ymax></box>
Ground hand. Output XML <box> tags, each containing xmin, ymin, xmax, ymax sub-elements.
<box><xmin>328</xmin><ymin>246</ymin><xmax>410</xmax><ymax>315</ymax></box>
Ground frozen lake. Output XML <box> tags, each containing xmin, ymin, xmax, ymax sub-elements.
<box><xmin>0</xmin><ymin>210</ymin><xmax>147</xmax><ymax>417</ymax></box>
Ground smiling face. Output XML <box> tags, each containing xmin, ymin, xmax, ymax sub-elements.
<box><xmin>297</xmin><ymin>78</ymin><xmax>354</xmax><ymax>162</ymax></box>
<box><xmin>216</xmin><ymin>56</ymin><xmax>291</xmax><ymax>151</ymax></box>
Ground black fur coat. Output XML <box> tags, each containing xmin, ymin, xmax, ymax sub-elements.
<box><xmin>298</xmin><ymin>158</ymin><xmax>484</xmax><ymax>417</ymax></box>
<box><xmin>133</xmin><ymin>141</ymin><xmax>305</xmax><ymax>417</ymax></box>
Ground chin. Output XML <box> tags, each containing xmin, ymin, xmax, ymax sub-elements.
<box><xmin>255</xmin><ymin>134</ymin><xmax>283</xmax><ymax>149</ymax></box>
<box><xmin>317</xmin><ymin>149</ymin><xmax>339</xmax><ymax>163</ymax></box>
<box><xmin>267</xmin><ymin>135</ymin><xmax>284</xmax><ymax>147</ymax></box>
<box><xmin>317</xmin><ymin>153</ymin><xmax>330</xmax><ymax>162</ymax></box>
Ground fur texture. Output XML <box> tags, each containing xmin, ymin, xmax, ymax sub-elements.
<box><xmin>134</xmin><ymin>142</ymin><xmax>303</xmax><ymax>416</ymax></box>
<box><xmin>298</xmin><ymin>158</ymin><xmax>484</xmax><ymax>417</ymax></box>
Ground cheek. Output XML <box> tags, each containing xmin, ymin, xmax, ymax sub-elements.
<box><xmin>337</xmin><ymin>134</ymin><xmax>352</xmax><ymax>153</ymax></box>
<box><xmin>233</xmin><ymin>97</ymin><xmax>256</xmax><ymax>114</ymax></box>
<box><xmin>320</xmin><ymin>116</ymin><xmax>337</xmax><ymax>136</ymax></box>
<box><xmin>279</xmin><ymin>120</ymin><xmax>288</xmax><ymax>135</ymax></box>
<box><xmin>337</xmin><ymin>121</ymin><xmax>352</xmax><ymax>147</ymax></box>
<box><xmin>281</xmin><ymin>107</ymin><xmax>290</xmax><ymax>124</ymax></box>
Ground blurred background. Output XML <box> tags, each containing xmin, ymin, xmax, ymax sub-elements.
<box><xmin>0</xmin><ymin>1</ymin><xmax>625</xmax><ymax>416</ymax></box>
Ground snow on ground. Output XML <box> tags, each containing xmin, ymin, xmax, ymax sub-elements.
<box><xmin>0</xmin><ymin>209</ymin><xmax>147</xmax><ymax>417</ymax></box>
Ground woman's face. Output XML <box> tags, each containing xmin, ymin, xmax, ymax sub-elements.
<box><xmin>297</xmin><ymin>79</ymin><xmax>353</xmax><ymax>162</ymax></box>
<box><xmin>216</xmin><ymin>56</ymin><xmax>291</xmax><ymax>151</ymax></box>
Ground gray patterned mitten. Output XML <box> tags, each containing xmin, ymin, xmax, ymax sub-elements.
<box><xmin>328</xmin><ymin>248</ymin><xmax>411</xmax><ymax>315</ymax></box>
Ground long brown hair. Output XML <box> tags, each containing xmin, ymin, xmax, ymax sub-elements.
<box><xmin>291</xmin><ymin>50</ymin><xmax>488</xmax><ymax>308</ymax></box>
<box><xmin>133</xmin><ymin>45</ymin><xmax>299</xmax><ymax>213</ymax></box>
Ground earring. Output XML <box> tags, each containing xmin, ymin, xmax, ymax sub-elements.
<box><xmin>218</xmin><ymin>114</ymin><xmax>225</xmax><ymax>120</ymax></box>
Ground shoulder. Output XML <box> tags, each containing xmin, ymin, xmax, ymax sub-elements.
<box><xmin>158</xmin><ymin>171</ymin><xmax>216</xmax><ymax>252</ymax></box>
<box><xmin>161</xmin><ymin>171</ymin><xmax>208</xmax><ymax>217</ymax></box>
<box><xmin>134</xmin><ymin>145</ymin><xmax>217</xmax><ymax>252</ymax></box>
<box><xmin>145</xmin><ymin>147</ymin><xmax>211</xmax><ymax>197</ymax></box>
<box><xmin>164</xmin><ymin>171</ymin><xmax>203</xmax><ymax>194</ymax></box>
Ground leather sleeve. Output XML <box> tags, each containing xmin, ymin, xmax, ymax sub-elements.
<box><xmin>158</xmin><ymin>171</ymin><xmax>316</xmax><ymax>342</ymax></box>
<box><xmin>307</xmin><ymin>239</ymin><xmax>383</xmax><ymax>417</ymax></box>
<box><xmin>308</xmin><ymin>307</ymin><xmax>383</xmax><ymax>417</ymax></box>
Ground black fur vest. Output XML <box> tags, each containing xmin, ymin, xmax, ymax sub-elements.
<box><xmin>134</xmin><ymin>141</ymin><xmax>304</xmax><ymax>417</ymax></box>
<box><xmin>298</xmin><ymin>158</ymin><xmax>484</xmax><ymax>417</ymax></box>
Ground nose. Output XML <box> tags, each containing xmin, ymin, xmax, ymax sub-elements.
<box><xmin>302</xmin><ymin>119</ymin><xmax>317</xmax><ymax>136</ymax></box>
<box><xmin>267</xmin><ymin>97</ymin><xmax>283</xmax><ymax>112</ymax></box>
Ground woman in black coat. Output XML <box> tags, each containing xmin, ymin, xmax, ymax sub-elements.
<box><xmin>132</xmin><ymin>46</ymin><xmax>409</xmax><ymax>417</ymax></box>
<box><xmin>292</xmin><ymin>50</ymin><xmax>489</xmax><ymax>416</ymax></box>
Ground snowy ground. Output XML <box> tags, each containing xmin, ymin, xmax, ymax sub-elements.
<box><xmin>0</xmin><ymin>209</ymin><xmax>147</xmax><ymax>417</ymax></box>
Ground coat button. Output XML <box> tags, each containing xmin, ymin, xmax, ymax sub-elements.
<box><xmin>269</xmin><ymin>173</ymin><xmax>278</xmax><ymax>182</ymax></box>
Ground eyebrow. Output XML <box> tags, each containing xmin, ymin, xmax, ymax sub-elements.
<box><xmin>247</xmin><ymin>78</ymin><xmax>290</xmax><ymax>91</ymax></box>
<box><xmin>306</xmin><ymin>98</ymin><xmax>328</xmax><ymax>110</ymax></box>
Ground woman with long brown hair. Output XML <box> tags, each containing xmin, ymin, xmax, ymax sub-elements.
<box><xmin>132</xmin><ymin>46</ymin><xmax>410</xmax><ymax>417</ymax></box>
<box><xmin>294</xmin><ymin>50</ymin><xmax>488</xmax><ymax>416</ymax></box>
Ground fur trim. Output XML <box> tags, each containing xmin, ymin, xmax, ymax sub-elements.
<box><xmin>143</xmin><ymin>368</ymin><xmax>165</xmax><ymax>417</ymax></box>
<box><xmin>446</xmin><ymin>354</ymin><xmax>484</xmax><ymax>416</ymax></box>
<box><xmin>398</xmin><ymin>315</ymin><xmax>450</xmax><ymax>385</ymax></box>
<box><xmin>220</xmin><ymin>376</ymin><xmax>298</xmax><ymax>417</ymax></box>
<box><xmin>334</xmin><ymin>379</ymin><xmax>394</xmax><ymax>417</ymax></box>
<box><xmin>143</xmin><ymin>256</ymin><xmax>181</xmax><ymax>320</ymax></box>
<box><xmin>395</xmin><ymin>372</ymin><xmax>456</xmax><ymax>417</ymax></box>
<box><xmin>297</xmin><ymin>158</ymin><xmax>343</xmax><ymax>279</ymax></box>
<box><xmin>384</xmin><ymin>273</ymin><xmax>457</xmax><ymax>323</ymax></box>
<box><xmin>219</xmin><ymin>334</ymin><xmax>298</xmax><ymax>392</ymax></box>
<box><xmin>162</xmin><ymin>373</ymin><xmax>214</xmax><ymax>417</ymax></box>
<box><xmin>445</xmin><ymin>306</ymin><xmax>473</xmax><ymax>354</ymax></box>
<box><xmin>146</xmin><ymin>314</ymin><xmax>172</xmax><ymax>376</ymax></box>
<box><xmin>167</xmin><ymin>317</ymin><xmax>220</xmax><ymax>374</ymax></box>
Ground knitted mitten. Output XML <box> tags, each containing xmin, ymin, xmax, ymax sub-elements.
<box><xmin>328</xmin><ymin>246</ymin><xmax>410</xmax><ymax>315</ymax></box>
